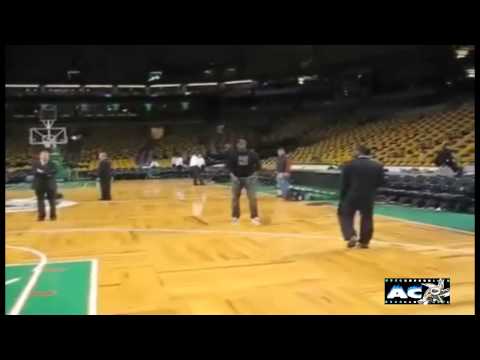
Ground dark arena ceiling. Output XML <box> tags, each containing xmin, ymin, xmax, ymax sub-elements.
<box><xmin>5</xmin><ymin>45</ymin><xmax>457</xmax><ymax>84</ymax></box>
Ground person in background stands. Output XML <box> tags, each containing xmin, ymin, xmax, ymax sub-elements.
<box><xmin>223</xmin><ymin>143</ymin><xmax>232</xmax><ymax>154</ymax></box>
<box><xmin>32</xmin><ymin>149</ymin><xmax>58</xmax><ymax>221</ymax></box>
<box><xmin>434</xmin><ymin>143</ymin><xmax>463</xmax><ymax>176</ymax></box>
<box><xmin>171</xmin><ymin>155</ymin><xmax>178</xmax><ymax>168</ymax></box>
<box><xmin>275</xmin><ymin>147</ymin><xmax>292</xmax><ymax>199</ymax></box>
<box><xmin>172</xmin><ymin>154</ymin><xmax>184</xmax><ymax>171</ymax></box>
<box><xmin>227</xmin><ymin>138</ymin><xmax>261</xmax><ymax>225</ymax></box>
<box><xmin>337</xmin><ymin>145</ymin><xmax>384</xmax><ymax>249</ymax></box>
<box><xmin>97</xmin><ymin>152</ymin><xmax>112</xmax><ymax>201</ymax></box>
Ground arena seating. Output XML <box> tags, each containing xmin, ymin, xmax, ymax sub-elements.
<box><xmin>262</xmin><ymin>101</ymin><xmax>474</xmax><ymax>169</ymax></box>
<box><xmin>72</xmin><ymin>127</ymin><xmax>210</xmax><ymax>172</ymax></box>
<box><xmin>261</xmin><ymin>114</ymin><xmax>320</xmax><ymax>145</ymax></box>
<box><xmin>5</xmin><ymin>101</ymin><xmax>475</xmax><ymax>176</ymax></box>
<box><xmin>6</xmin><ymin>129</ymin><xmax>42</xmax><ymax>170</ymax></box>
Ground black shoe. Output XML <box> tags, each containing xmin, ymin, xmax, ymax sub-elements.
<box><xmin>358</xmin><ymin>243</ymin><xmax>369</xmax><ymax>249</ymax></box>
<box><xmin>38</xmin><ymin>217</ymin><xmax>45</xmax><ymax>222</ymax></box>
<box><xmin>50</xmin><ymin>215</ymin><xmax>57</xmax><ymax>221</ymax></box>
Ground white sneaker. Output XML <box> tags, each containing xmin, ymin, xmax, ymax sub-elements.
<box><xmin>347</xmin><ymin>235</ymin><xmax>359</xmax><ymax>248</ymax></box>
<box><xmin>232</xmin><ymin>217</ymin><xmax>239</xmax><ymax>224</ymax></box>
<box><xmin>251</xmin><ymin>217</ymin><xmax>261</xmax><ymax>226</ymax></box>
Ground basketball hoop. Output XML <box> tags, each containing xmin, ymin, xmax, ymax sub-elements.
<box><xmin>29</xmin><ymin>104</ymin><xmax>68</xmax><ymax>148</ymax></box>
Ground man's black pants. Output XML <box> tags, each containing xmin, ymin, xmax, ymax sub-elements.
<box><xmin>231</xmin><ymin>175</ymin><xmax>258</xmax><ymax>219</ymax></box>
<box><xmin>446</xmin><ymin>160</ymin><xmax>462</xmax><ymax>175</ymax></box>
<box><xmin>338</xmin><ymin>198</ymin><xmax>374</xmax><ymax>245</ymax></box>
<box><xmin>191</xmin><ymin>166</ymin><xmax>204</xmax><ymax>185</ymax></box>
<box><xmin>100</xmin><ymin>177</ymin><xmax>112</xmax><ymax>200</ymax></box>
<box><xmin>36</xmin><ymin>187</ymin><xmax>56</xmax><ymax>219</ymax></box>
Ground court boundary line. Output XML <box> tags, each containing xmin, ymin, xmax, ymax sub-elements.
<box><xmin>5</xmin><ymin>278</ymin><xmax>21</xmax><ymax>286</ymax></box>
<box><xmin>371</xmin><ymin>239</ymin><xmax>473</xmax><ymax>255</ymax></box>
<box><xmin>6</xmin><ymin>245</ymin><xmax>48</xmax><ymax>315</ymax></box>
<box><xmin>320</xmin><ymin>203</ymin><xmax>474</xmax><ymax>235</ymax></box>
<box><xmin>375</xmin><ymin>213</ymin><xmax>474</xmax><ymax>235</ymax></box>
<box><xmin>6</xmin><ymin>226</ymin><xmax>473</xmax><ymax>255</ymax></box>
<box><xmin>88</xmin><ymin>259</ymin><xmax>98</xmax><ymax>315</ymax></box>
<box><xmin>5</xmin><ymin>225</ymin><xmax>474</xmax><ymax>240</ymax></box>
<box><xmin>5</xmin><ymin>227</ymin><xmax>333</xmax><ymax>239</ymax></box>
<box><xmin>5</xmin><ymin>258</ymin><xmax>94</xmax><ymax>267</ymax></box>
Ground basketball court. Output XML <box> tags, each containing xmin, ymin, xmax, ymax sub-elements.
<box><xmin>5</xmin><ymin>179</ymin><xmax>475</xmax><ymax>315</ymax></box>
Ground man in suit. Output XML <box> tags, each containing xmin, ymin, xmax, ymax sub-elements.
<box><xmin>226</xmin><ymin>138</ymin><xmax>262</xmax><ymax>225</ymax></box>
<box><xmin>338</xmin><ymin>145</ymin><xmax>384</xmax><ymax>249</ymax></box>
<box><xmin>32</xmin><ymin>150</ymin><xmax>58</xmax><ymax>221</ymax></box>
<box><xmin>97</xmin><ymin>152</ymin><xmax>112</xmax><ymax>200</ymax></box>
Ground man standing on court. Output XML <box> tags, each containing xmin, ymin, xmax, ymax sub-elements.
<box><xmin>276</xmin><ymin>147</ymin><xmax>291</xmax><ymax>199</ymax></box>
<box><xmin>190</xmin><ymin>151</ymin><xmax>205</xmax><ymax>186</ymax></box>
<box><xmin>32</xmin><ymin>149</ymin><xmax>58</xmax><ymax>221</ymax></box>
<box><xmin>97</xmin><ymin>152</ymin><xmax>112</xmax><ymax>200</ymax></box>
<box><xmin>172</xmin><ymin>153</ymin><xmax>184</xmax><ymax>171</ymax></box>
<box><xmin>338</xmin><ymin>145</ymin><xmax>384</xmax><ymax>248</ymax></box>
<box><xmin>196</xmin><ymin>153</ymin><xmax>206</xmax><ymax>185</ymax></box>
<box><xmin>227</xmin><ymin>138</ymin><xmax>261</xmax><ymax>225</ymax></box>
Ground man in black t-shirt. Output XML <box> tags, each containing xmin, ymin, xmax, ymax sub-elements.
<box><xmin>226</xmin><ymin>139</ymin><xmax>261</xmax><ymax>225</ymax></box>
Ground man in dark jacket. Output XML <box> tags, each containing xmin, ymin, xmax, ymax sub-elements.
<box><xmin>32</xmin><ymin>150</ymin><xmax>58</xmax><ymax>221</ymax></box>
<box><xmin>434</xmin><ymin>143</ymin><xmax>462</xmax><ymax>175</ymax></box>
<box><xmin>97</xmin><ymin>152</ymin><xmax>112</xmax><ymax>200</ymax></box>
<box><xmin>338</xmin><ymin>145</ymin><xmax>384</xmax><ymax>249</ymax></box>
<box><xmin>226</xmin><ymin>139</ymin><xmax>261</xmax><ymax>225</ymax></box>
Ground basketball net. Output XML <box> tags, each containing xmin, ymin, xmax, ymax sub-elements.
<box><xmin>29</xmin><ymin>105</ymin><xmax>68</xmax><ymax>149</ymax></box>
<box><xmin>41</xmin><ymin>121</ymin><xmax>56</xmax><ymax>149</ymax></box>
<box><xmin>42</xmin><ymin>137</ymin><xmax>54</xmax><ymax>149</ymax></box>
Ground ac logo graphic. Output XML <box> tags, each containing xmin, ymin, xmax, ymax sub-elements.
<box><xmin>384</xmin><ymin>278</ymin><xmax>450</xmax><ymax>304</ymax></box>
